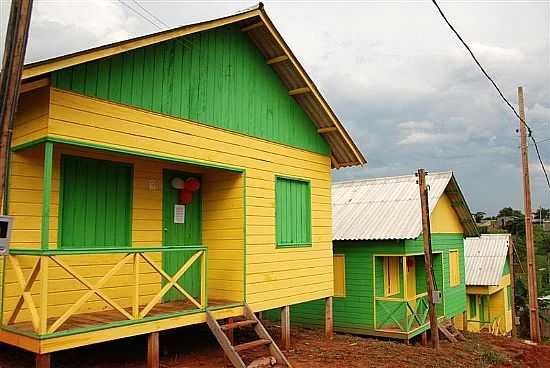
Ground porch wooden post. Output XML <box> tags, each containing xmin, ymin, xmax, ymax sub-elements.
<box><xmin>35</xmin><ymin>353</ymin><xmax>51</xmax><ymax>368</ymax></box>
<box><xmin>41</xmin><ymin>142</ymin><xmax>53</xmax><ymax>250</ymax></box>
<box><xmin>281</xmin><ymin>305</ymin><xmax>290</xmax><ymax>350</ymax></box>
<box><xmin>462</xmin><ymin>311</ymin><xmax>468</xmax><ymax>333</ymax></box>
<box><xmin>421</xmin><ymin>331</ymin><xmax>428</xmax><ymax>346</ymax></box>
<box><xmin>325</xmin><ymin>296</ymin><xmax>333</xmax><ymax>338</ymax></box>
<box><xmin>147</xmin><ymin>332</ymin><xmax>160</xmax><ymax>368</ymax></box>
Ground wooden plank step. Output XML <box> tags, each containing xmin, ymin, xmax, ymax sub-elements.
<box><xmin>234</xmin><ymin>339</ymin><xmax>271</xmax><ymax>352</ymax></box>
<box><xmin>438</xmin><ymin>325</ymin><xmax>458</xmax><ymax>343</ymax></box>
<box><xmin>221</xmin><ymin>320</ymin><xmax>257</xmax><ymax>331</ymax></box>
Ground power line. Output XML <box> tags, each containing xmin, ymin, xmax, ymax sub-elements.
<box><xmin>115</xmin><ymin>0</ymin><xmax>191</xmax><ymax>48</ymax></box>
<box><xmin>430</xmin><ymin>0</ymin><xmax>550</xmax><ymax>193</ymax></box>
<box><xmin>128</xmin><ymin>0</ymin><xmax>171</xmax><ymax>29</ymax></box>
<box><xmin>116</xmin><ymin>0</ymin><xmax>163</xmax><ymax>31</ymax></box>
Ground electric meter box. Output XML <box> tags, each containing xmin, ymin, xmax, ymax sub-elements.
<box><xmin>432</xmin><ymin>290</ymin><xmax>442</xmax><ymax>304</ymax></box>
<box><xmin>0</xmin><ymin>216</ymin><xmax>13</xmax><ymax>256</ymax></box>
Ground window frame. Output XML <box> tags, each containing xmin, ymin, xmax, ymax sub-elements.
<box><xmin>469</xmin><ymin>294</ymin><xmax>477</xmax><ymax>318</ymax></box>
<box><xmin>274</xmin><ymin>175</ymin><xmax>312</xmax><ymax>248</ymax></box>
<box><xmin>449</xmin><ymin>249</ymin><xmax>460</xmax><ymax>287</ymax></box>
<box><xmin>383</xmin><ymin>256</ymin><xmax>401</xmax><ymax>297</ymax></box>
<box><xmin>333</xmin><ymin>254</ymin><xmax>346</xmax><ymax>298</ymax></box>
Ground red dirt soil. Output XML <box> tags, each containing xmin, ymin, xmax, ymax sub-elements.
<box><xmin>0</xmin><ymin>324</ymin><xmax>548</xmax><ymax>367</ymax></box>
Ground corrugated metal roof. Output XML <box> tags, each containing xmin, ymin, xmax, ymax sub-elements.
<box><xmin>464</xmin><ymin>234</ymin><xmax>510</xmax><ymax>286</ymax></box>
<box><xmin>332</xmin><ymin>171</ymin><xmax>478</xmax><ymax>241</ymax></box>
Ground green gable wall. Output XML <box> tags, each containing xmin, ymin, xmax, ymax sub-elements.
<box><xmin>502</xmin><ymin>258</ymin><xmax>510</xmax><ymax>276</ymax></box>
<box><xmin>51</xmin><ymin>24</ymin><xmax>330</xmax><ymax>155</ymax></box>
<box><xmin>267</xmin><ymin>233</ymin><xmax>466</xmax><ymax>339</ymax></box>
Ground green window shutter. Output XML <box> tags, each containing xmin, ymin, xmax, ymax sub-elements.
<box><xmin>275</xmin><ymin>177</ymin><xmax>311</xmax><ymax>247</ymax></box>
<box><xmin>469</xmin><ymin>294</ymin><xmax>477</xmax><ymax>318</ymax></box>
<box><xmin>59</xmin><ymin>156</ymin><xmax>133</xmax><ymax>248</ymax></box>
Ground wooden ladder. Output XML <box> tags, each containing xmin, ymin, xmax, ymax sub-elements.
<box><xmin>206</xmin><ymin>304</ymin><xmax>292</xmax><ymax>368</ymax></box>
<box><xmin>438</xmin><ymin>319</ymin><xmax>465</xmax><ymax>343</ymax></box>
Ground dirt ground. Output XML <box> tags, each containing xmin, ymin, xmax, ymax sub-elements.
<box><xmin>0</xmin><ymin>323</ymin><xmax>549</xmax><ymax>368</ymax></box>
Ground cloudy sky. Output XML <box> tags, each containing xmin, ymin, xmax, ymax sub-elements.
<box><xmin>1</xmin><ymin>0</ymin><xmax>549</xmax><ymax>215</ymax></box>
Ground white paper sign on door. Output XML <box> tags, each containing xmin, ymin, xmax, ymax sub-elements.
<box><xmin>174</xmin><ymin>205</ymin><xmax>185</xmax><ymax>224</ymax></box>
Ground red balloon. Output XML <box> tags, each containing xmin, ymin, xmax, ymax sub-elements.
<box><xmin>185</xmin><ymin>177</ymin><xmax>201</xmax><ymax>192</ymax></box>
<box><xmin>179</xmin><ymin>190</ymin><xmax>193</xmax><ymax>204</ymax></box>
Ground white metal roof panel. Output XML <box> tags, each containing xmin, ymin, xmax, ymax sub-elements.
<box><xmin>464</xmin><ymin>234</ymin><xmax>510</xmax><ymax>286</ymax></box>
<box><xmin>332</xmin><ymin>172</ymin><xmax>453</xmax><ymax>241</ymax></box>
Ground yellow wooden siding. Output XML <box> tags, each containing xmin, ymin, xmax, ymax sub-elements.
<box><xmin>333</xmin><ymin>255</ymin><xmax>345</xmax><ymax>297</ymax></box>
<box><xmin>12</xmin><ymin>87</ymin><xmax>50</xmax><ymax>148</ymax></box>
<box><xmin>5</xmin><ymin>87</ymin><xmax>332</xmax><ymax>320</ymax></box>
<box><xmin>3</xmin><ymin>143</ymin><xmax>244</xmax><ymax>323</ymax></box>
<box><xmin>202</xmin><ymin>170</ymin><xmax>244</xmax><ymax>302</ymax></box>
<box><xmin>430</xmin><ymin>193</ymin><xmax>464</xmax><ymax>234</ymax></box>
<box><xmin>383</xmin><ymin>256</ymin><xmax>400</xmax><ymax>296</ymax></box>
<box><xmin>449</xmin><ymin>250</ymin><xmax>460</xmax><ymax>287</ymax></box>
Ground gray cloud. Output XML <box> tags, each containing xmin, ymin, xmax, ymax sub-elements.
<box><xmin>1</xmin><ymin>0</ymin><xmax>548</xmax><ymax>215</ymax></box>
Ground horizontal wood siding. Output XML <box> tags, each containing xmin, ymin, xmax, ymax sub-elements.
<box><xmin>51</xmin><ymin>25</ymin><xmax>329</xmax><ymax>155</ymax></box>
<box><xmin>12</xmin><ymin>87</ymin><xmax>49</xmax><ymax>148</ymax></box>
<box><xmin>202</xmin><ymin>170</ymin><xmax>244</xmax><ymax>302</ymax></box>
<box><xmin>277</xmin><ymin>240</ymin><xmax>405</xmax><ymax>333</ymax></box>
<box><xmin>6</xmin><ymin>88</ymin><xmax>331</xmax><ymax>319</ymax></box>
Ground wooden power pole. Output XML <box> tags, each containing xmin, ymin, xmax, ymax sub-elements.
<box><xmin>517</xmin><ymin>86</ymin><xmax>541</xmax><ymax>343</ymax></box>
<box><xmin>417</xmin><ymin>169</ymin><xmax>440</xmax><ymax>350</ymax></box>
<box><xmin>0</xmin><ymin>0</ymin><xmax>34</xmax><ymax>213</ymax></box>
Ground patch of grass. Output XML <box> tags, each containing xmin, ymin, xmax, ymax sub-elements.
<box><xmin>480</xmin><ymin>349</ymin><xmax>509</xmax><ymax>366</ymax></box>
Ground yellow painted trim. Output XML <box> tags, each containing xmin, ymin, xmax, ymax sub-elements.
<box><xmin>38</xmin><ymin>306</ymin><xmax>244</xmax><ymax>353</ymax></box>
<box><xmin>21</xmin><ymin>78</ymin><xmax>49</xmax><ymax>93</ymax></box>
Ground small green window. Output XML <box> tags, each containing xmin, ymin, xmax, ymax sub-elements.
<box><xmin>275</xmin><ymin>177</ymin><xmax>312</xmax><ymax>247</ymax></box>
<box><xmin>469</xmin><ymin>294</ymin><xmax>477</xmax><ymax>318</ymax></box>
<box><xmin>506</xmin><ymin>285</ymin><xmax>512</xmax><ymax>310</ymax></box>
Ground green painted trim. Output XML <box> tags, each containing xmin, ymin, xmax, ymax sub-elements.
<box><xmin>11</xmin><ymin>137</ymin><xmax>47</xmax><ymax>152</ymax></box>
<box><xmin>243</xmin><ymin>170</ymin><xmax>247</xmax><ymax>303</ymax></box>
<box><xmin>2</xmin><ymin>150</ymin><xmax>12</xmax><ymax>215</ymax></box>
<box><xmin>11</xmin><ymin>136</ymin><xmax>245</xmax><ymax>173</ymax></box>
<box><xmin>8</xmin><ymin>245</ymin><xmax>207</xmax><ymax>256</ymax></box>
<box><xmin>41</xmin><ymin>142</ymin><xmax>54</xmax><ymax>249</ymax></box>
<box><xmin>0</xmin><ymin>256</ymin><xmax>6</xmax><ymax>326</ymax></box>
<box><xmin>1</xmin><ymin>300</ymin><xmax>242</xmax><ymax>341</ymax></box>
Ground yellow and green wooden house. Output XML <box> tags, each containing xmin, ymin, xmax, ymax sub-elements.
<box><xmin>0</xmin><ymin>4</ymin><xmax>365</xmax><ymax>366</ymax></box>
<box><xmin>268</xmin><ymin>171</ymin><xmax>478</xmax><ymax>342</ymax></box>
<box><xmin>458</xmin><ymin>234</ymin><xmax>514</xmax><ymax>335</ymax></box>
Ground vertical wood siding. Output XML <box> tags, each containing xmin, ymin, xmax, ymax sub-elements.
<box><xmin>50</xmin><ymin>25</ymin><xmax>330</xmax><ymax>156</ymax></box>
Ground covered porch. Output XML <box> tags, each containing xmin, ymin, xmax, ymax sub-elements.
<box><xmin>373</xmin><ymin>253</ymin><xmax>443</xmax><ymax>340</ymax></box>
<box><xmin>0</xmin><ymin>140</ymin><xmax>246</xmax><ymax>353</ymax></box>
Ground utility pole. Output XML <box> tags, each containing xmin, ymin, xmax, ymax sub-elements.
<box><xmin>517</xmin><ymin>86</ymin><xmax>541</xmax><ymax>343</ymax></box>
<box><xmin>0</xmin><ymin>0</ymin><xmax>34</xmax><ymax>213</ymax></box>
<box><xmin>508</xmin><ymin>239</ymin><xmax>517</xmax><ymax>338</ymax></box>
<box><xmin>417</xmin><ymin>169</ymin><xmax>440</xmax><ymax>350</ymax></box>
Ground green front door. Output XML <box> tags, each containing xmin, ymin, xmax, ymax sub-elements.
<box><xmin>162</xmin><ymin>170</ymin><xmax>202</xmax><ymax>302</ymax></box>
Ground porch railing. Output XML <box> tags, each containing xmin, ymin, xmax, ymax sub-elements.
<box><xmin>375</xmin><ymin>292</ymin><xmax>430</xmax><ymax>333</ymax></box>
<box><xmin>1</xmin><ymin>246</ymin><xmax>207</xmax><ymax>338</ymax></box>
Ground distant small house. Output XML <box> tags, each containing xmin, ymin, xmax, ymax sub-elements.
<box><xmin>267</xmin><ymin>171</ymin><xmax>478</xmax><ymax>342</ymax></box>
<box><xmin>461</xmin><ymin>234</ymin><xmax>514</xmax><ymax>335</ymax></box>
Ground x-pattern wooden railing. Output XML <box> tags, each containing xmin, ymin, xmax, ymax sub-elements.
<box><xmin>376</xmin><ymin>293</ymin><xmax>430</xmax><ymax>332</ymax></box>
<box><xmin>3</xmin><ymin>247</ymin><xmax>207</xmax><ymax>336</ymax></box>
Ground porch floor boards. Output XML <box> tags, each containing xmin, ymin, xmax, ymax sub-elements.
<box><xmin>8</xmin><ymin>299</ymin><xmax>238</xmax><ymax>336</ymax></box>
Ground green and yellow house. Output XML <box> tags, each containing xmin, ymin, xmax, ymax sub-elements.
<box><xmin>459</xmin><ymin>234</ymin><xmax>514</xmax><ymax>335</ymax></box>
<box><xmin>268</xmin><ymin>172</ymin><xmax>478</xmax><ymax>342</ymax></box>
<box><xmin>0</xmin><ymin>4</ymin><xmax>365</xmax><ymax>365</ymax></box>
